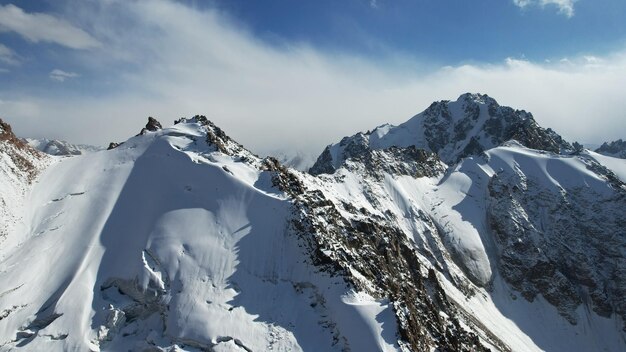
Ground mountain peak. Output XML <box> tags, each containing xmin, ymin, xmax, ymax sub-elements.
<box><xmin>457</xmin><ymin>92</ymin><xmax>498</xmax><ymax>105</ymax></box>
<box><xmin>108</xmin><ymin>115</ymin><xmax>255</xmax><ymax>161</ymax></box>
<box><xmin>311</xmin><ymin>94</ymin><xmax>572</xmax><ymax>175</ymax></box>
<box><xmin>595</xmin><ymin>139</ymin><xmax>626</xmax><ymax>159</ymax></box>
<box><xmin>138</xmin><ymin>116</ymin><xmax>163</xmax><ymax>135</ymax></box>
<box><xmin>174</xmin><ymin>115</ymin><xmax>255</xmax><ymax>159</ymax></box>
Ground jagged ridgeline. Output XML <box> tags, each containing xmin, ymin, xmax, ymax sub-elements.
<box><xmin>0</xmin><ymin>94</ymin><xmax>625</xmax><ymax>352</ymax></box>
<box><xmin>311</xmin><ymin>93</ymin><xmax>572</xmax><ymax>175</ymax></box>
<box><xmin>595</xmin><ymin>139</ymin><xmax>626</xmax><ymax>159</ymax></box>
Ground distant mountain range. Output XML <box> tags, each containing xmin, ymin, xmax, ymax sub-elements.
<box><xmin>24</xmin><ymin>137</ymin><xmax>103</xmax><ymax>156</ymax></box>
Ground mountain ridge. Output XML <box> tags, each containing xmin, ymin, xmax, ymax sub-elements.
<box><xmin>1</xmin><ymin>96</ymin><xmax>625</xmax><ymax>351</ymax></box>
<box><xmin>596</xmin><ymin>139</ymin><xmax>626</xmax><ymax>159</ymax></box>
<box><xmin>311</xmin><ymin>93</ymin><xmax>573</xmax><ymax>175</ymax></box>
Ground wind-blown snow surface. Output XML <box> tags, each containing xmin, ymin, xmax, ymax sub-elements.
<box><xmin>0</xmin><ymin>122</ymin><xmax>398</xmax><ymax>351</ymax></box>
<box><xmin>587</xmin><ymin>150</ymin><xmax>626</xmax><ymax>182</ymax></box>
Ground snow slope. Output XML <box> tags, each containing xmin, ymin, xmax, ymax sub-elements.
<box><xmin>595</xmin><ymin>139</ymin><xmax>626</xmax><ymax>159</ymax></box>
<box><xmin>587</xmin><ymin>150</ymin><xmax>626</xmax><ymax>182</ymax></box>
<box><xmin>0</xmin><ymin>120</ymin><xmax>398</xmax><ymax>351</ymax></box>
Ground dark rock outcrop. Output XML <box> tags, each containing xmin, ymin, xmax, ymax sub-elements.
<box><xmin>596</xmin><ymin>139</ymin><xmax>626</xmax><ymax>159</ymax></box>
<box><xmin>487</xmin><ymin>156</ymin><xmax>626</xmax><ymax>326</ymax></box>
<box><xmin>138</xmin><ymin>116</ymin><xmax>163</xmax><ymax>135</ymax></box>
<box><xmin>0</xmin><ymin>118</ymin><xmax>43</xmax><ymax>181</ymax></box>
<box><xmin>269</xmin><ymin>162</ymin><xmax>491</xmax><ymax>351</ymax></box>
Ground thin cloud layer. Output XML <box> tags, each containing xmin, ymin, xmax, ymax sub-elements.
<box><xmin>1</xmin><ymin>0</ymin><xmax>624</xmax><ymax>156</ymax></box>
<box><xmin>513</xmin><ymin>0</ymin><xmax>578</xmax><ymax>17</ymax></box>
<box><xmin>0</xmin><ymin>43</ymin><xmax>18</xmax><ymax>65</ymax></box>
<box><xmin>49</xmin><ymin>69</ymin><xmax>79</xmax><ymax>82</ymax></box>
<box><xmin>0</xmin><ymin>4</ymin><xmax>100</xmax><ymax>49</ymax></box>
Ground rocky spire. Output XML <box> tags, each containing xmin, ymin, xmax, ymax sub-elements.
<box><xmin>138</xmin><ymin>116</ymin><xmax>163</xmax><ymax>135</ymax></box>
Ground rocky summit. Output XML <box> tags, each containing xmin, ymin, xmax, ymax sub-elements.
<box><xmin>596</xmin><ymin>139</ymin><xmax>626</xmax><ymax>159</ymax></box>
<box><xmin>310</xmin><ymin>93</ymin><xmax>572</xmax><ymax>175</ymax></box>
<box><xmin>0</xmin><ymin>95</ymin><xmax>625</xmax><ymax>352</ymax></box>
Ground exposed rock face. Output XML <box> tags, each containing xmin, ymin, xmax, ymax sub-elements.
<box><xmin>267</xmin><ymin>159</ymin><xmax>491</xmax><ymax>352</ymax></box>
<box><xmin>310</xmin><ymin>130</ymin><xmax>445</xmax><ymax>180</ymax></box>
<box><xmin>145</xmin><ymin>116</ymin><xmax>162</xmax><ymax>131</ymax></box>
<box><xmin>1</xmin><ymin>120</ymin><xmax>40</xmax><ymax>179</ymax></box>
<box><xmin>486</xmin><ymin>154</ymin><xmax>626</xmax><ymax>325</ymax></box>
<box><xmin>0</xmin><ymin>118</ymin><xmax>47</xmax><ymax>246</ymax></box>
<box><xmin>138</xmin><ymin>116</ymin><xmax>163</xmax><ymax>135</ymax></box>
<box><xmin>311</xmin><ymin>93</ymin><xmax>572</xmax><ymax>175</ymax></box>
<box><xmin>596</xmin><ymin>139</ymin><xmax>626</xmax><ymax>159</ymax></box>
<box><xmin>309</xmin><ymin>146</ymin><xmax>335</xmax><ymax>175</ymax></box>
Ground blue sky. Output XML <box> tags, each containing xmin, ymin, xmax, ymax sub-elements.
<box><xmin>0</xmin><ymin>0</ymin><xmax>625</xmax><ymax>154</ymax></box>
<box><xmin>207</xmin><ymin>0</ymin><xmax>626</xmax><ymax>63</ymax></box>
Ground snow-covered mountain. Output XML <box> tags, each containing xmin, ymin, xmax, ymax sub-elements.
<box><xmin>24</xmin><ymin>137</ymin><xmax>103</xmax><ymax>156</ymax></box>
<box><xmin>310</xmin><ymin>93</ymin><xmax>572</xmax><ymax>174</ymax></box>
<box><xmin>1</xmin><ymin>94</ymin><xmax>625</xmax><ymax>352</ymax></box>
<box><xmin>306</xmin><ymin>94</ymin><xmax>626</xmax><ymax>351</ymax></box>
<box><xmin>0</xmin><ymin>116</ymin><xmax>408</xmax><ymax>351</ymax></box>
<box><xmin>595</xmin><ymin>139</ymin><xmax>626</xmax><ymax>159</ymax></box>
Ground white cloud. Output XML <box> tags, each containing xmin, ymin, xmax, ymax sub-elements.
<box><xmin>0</xmin><ymin>4</ymin><xmax>100</xmax><ymax>49</ymax></box>
<box><xmin>513</xmin><ymin>0</ymin><xmax>577</xmax><ymax>18</ymax></box>
<box><xmin>49</xmin><ymin>69</ymin><xmax>79</xmax><ymax>82</ymax></box>
<box><xmin>1</xmin><ymin>0</ymin><xmax>624</xmax><ymax>155</ymax></box>
<box><xmin>513</xmin><ymin>0</ymin><xmax>533</xmax><ymax>7</ymax></box>
<box><xmin>0</xmin><ymin>43</ymin><xmax>18</xmax><ymax>65</ymax></box>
